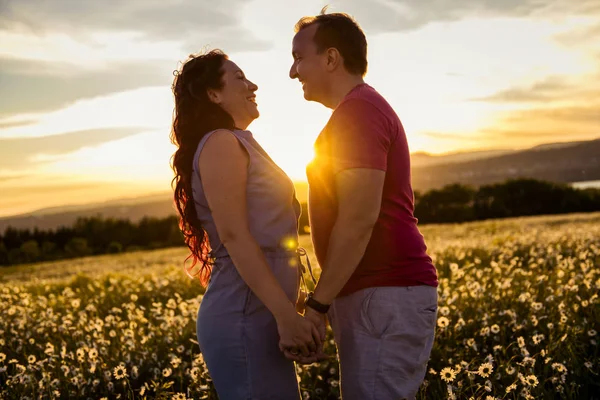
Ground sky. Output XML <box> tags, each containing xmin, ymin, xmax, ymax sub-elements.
<box><xmin>0</xmin><ymin>0</ymin><xmax>599</xmax><ymax>217</ymax></box>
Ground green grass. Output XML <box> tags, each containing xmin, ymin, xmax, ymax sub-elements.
<box><xmin>1</xmin><ymin>212</ymin><xmax>599</xmax><ymax>399</ymax></box>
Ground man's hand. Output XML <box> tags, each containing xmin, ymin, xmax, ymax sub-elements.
<box><xmin>282</xmin><ymin>310</ymin><xmax>330</xmax><ymax>364</ymax></box>
<box><xmin>304</xmin><ymin>307</ymin><xmax>327</xmax><ymax>343</ymax></box>
<box><xmin>276</xmin><ymin>310</ymin><xmax>321</xmax><ymax>358</ymax></box>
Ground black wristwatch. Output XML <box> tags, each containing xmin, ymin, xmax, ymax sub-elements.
<box><xmin>305</xmin><ymin>292</ymin><xmax>330</xmax><ymax>314</ymax></box>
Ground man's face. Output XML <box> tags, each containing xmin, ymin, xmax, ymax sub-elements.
<box><xmin>289</xmin><ymin>24</ymin><xmax>328</xmax><ymax>103</ymax></box>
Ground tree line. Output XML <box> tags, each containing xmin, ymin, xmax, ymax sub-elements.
<box><xmin>413</xmin><ymin>178</ymin><xmax>600</xmax><ymax>224</ymax></box>
<box><xmin>2</xmin><ymin>179</ymin><xmax>599</xmax><ymax>266</ymax></box>
<box><xmin>0</xmin><ymin>216</ymin><xmax>183</xmax><ymax>266</ymax></box>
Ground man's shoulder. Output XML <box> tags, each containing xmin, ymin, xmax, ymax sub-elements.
<box><xmin>328</xmin><ymin>88</ymin><xmax>396</xmax><ymax>132</ymax></box>
<box><xmin>338</xmin><ymin>85</ymin><xmax>395</xmax><ymax>118</ymax></box>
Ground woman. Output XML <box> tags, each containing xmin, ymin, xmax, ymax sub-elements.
<box><xmin>170</xmin><ymin>50</ymin><xmax>320</xmax><ymax>399</ymax></box>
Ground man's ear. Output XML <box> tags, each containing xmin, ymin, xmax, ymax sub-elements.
<box><xmin>206</xmin><ymin>89</ymin><xmax>221</xmax><ymax>104</ymax></box>
<box><xmin>325</xmin><ymin>47</ymin><xmax>341</xmax><ymax>72</ymax></box>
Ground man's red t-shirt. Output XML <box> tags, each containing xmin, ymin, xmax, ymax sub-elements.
<box><xmin>307</xmin><ymin>83</ymin><xmax>438</xmax><ymax>298</ymax></box>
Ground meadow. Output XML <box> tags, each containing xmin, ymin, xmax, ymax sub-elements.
<box><xmin>1</xmin><ymin>212</ymin><xmax>599</xmax><ymax>399</ymax></box>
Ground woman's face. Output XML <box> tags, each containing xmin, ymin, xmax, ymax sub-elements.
<box><xmin>209</xmin><ymin>59</ymin><xmax>259</xmax><ymax>129</ymax></box>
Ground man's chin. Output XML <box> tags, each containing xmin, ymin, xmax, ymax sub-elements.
<box><xmin>304</xmin><ymin>92</ymin><xmax>322</xmax><ymax>104</ymax></box>
<box><xmin>302</xmin><ymin>87</ymin><xmax>323</xmax><ymax>103</ymax></box>
<box><xmin>303</xmin><ymin>89</ymin><xmax>313</xmax><ymax>101</ymax></box>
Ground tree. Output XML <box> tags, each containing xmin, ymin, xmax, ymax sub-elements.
<box><xmin>414</xmin><ymin>184</ymin><xmax>476</xmax><ymax>223</ymax></box>
<box><xmin>107</xmin><ymin>241</ymin><xmax>123</xmax><ymax>254</ymax></box>
<box><xmin>41</xmin><ymin>241</ymin><xmax>57</xmax><ymax>259</ymax></box>
<box><xmin>65</xmin><ymin>238</ymin><xmax>91</xmax><ymax>257</ymax></box>
<box><xmin>0</xmin><ymin>241</ymin><xmax>8</xmax><ymax>265</ymax></box>
<box><xmin>20</xmin><ymin>240</ymin><xmax>41</xmax><ymax>263</ymax></box>
<box><xmin>8</xmin><ymin>248</ymin><xmax>24</xmax><ymax>265</ymax></box>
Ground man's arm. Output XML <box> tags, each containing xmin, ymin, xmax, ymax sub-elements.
<box><xmin>311</xmin><ymin>168</ymin><xmax>385</xmax><ymax>305</ymax></box>
<box><xmin>293</xmin><ymin>167</ymin><xmax>384</xmax><ymax>363</ymax></box>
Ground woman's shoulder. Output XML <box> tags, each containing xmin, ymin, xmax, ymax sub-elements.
<box><xmin>197</xmin><ymin>130</ymin><xmax>251</xmax><ymax>165</ymax></box>
<box><xmin>204</xmin><ymin>129</ymin><xmax>254</xmax><ymax>142</ymax></box>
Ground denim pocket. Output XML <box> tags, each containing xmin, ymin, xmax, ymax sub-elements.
<box><xmin>419</xmin><ymin>304</ymin><xmax>438</xmax><ymax>314</ymax></box>
<box><xmin>360</xmin><ymin>287</ymin><xmax>379</xmax><ymax>335</ymax></box>
<box><xmin>242</xmin><ymin>285</ymin><xmax>254</xmax><ymax>315</ymax></box>
<box><xmin>416</xmin><ymin>286</ymin><xmax>439</xmax><ymax>315</ymax></box>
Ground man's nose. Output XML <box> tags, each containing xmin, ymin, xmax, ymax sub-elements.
<box><xmin>289</xmin><ymin>63</ymin><xmax>298</xmax><ymax>80</ymax></box>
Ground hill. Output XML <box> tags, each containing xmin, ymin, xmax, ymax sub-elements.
<box><xmin>411</xmin><ymin>148</ymin><xmax>514</xmax><ymax>167</ymax></box>
<box><xmin>411</xmin><ymin>138</ymin><xmax>600</xmax><ymax>191</ymax></box>
<box><xmin>0</xmin><ymin>195</ymin><xmax>177</xmax><ymax>231</ymax></box>
<box><xmin>1</xmin><ymin>138</ymin><xmax>599</xmax><ymax>231</ymax></box>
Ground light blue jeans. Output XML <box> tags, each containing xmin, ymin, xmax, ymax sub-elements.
<box><xmin>197</xmin><ymin>249</ymin><xmax>301</xmax><ymax>400</ymax></box>
<box><xmin>328</xmin><ymin>285</ymin><xmax>438</xmax><ymax>400</ymax></box>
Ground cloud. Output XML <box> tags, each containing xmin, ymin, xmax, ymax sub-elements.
<box><xmin>0</xmin><ymin>0</ymin><xmax>273</xmax><ymax>116</ymax></box>
<box><xmin>0</xmin><ymin>86</ymin><xmax>173</xmax><ymax>139</ymax></box>
<box><xmin>0</xmin><ymin>0</ymin><xmax>270</xmax><ymax>52</ymax></box>
<box><xmin>476</xmin><ymin>104</ymin><xmax>600</xmax><ymax>147</ymax></box>
<box><xmin>0</xmin><ymin>58</ymin><xmax>176</xmax><ymax>115</ymax></box>
<box><xmin>472</xmin><ymin>77</ymin><xmax>574</xmax><ymax>103</ymax></box>
<box><xmin>329</xmin><ymin>0</ymin><xmax>600</xmax><ymax>33</ymax></box>
<box><xmin>482</xmin><ymin>128</ymin><xmax>581</xmax><ymax>139</ymax></box>
<box><xmin>0</xmin><ymin>119</ymin><xmax>36</xmax><ymax>129</ymax></box>
<box><xmin>0</xmin><ymin>174</ymin><xmax>27</xmax><ymax>182</ymax></box>
<box><xmin>504</xmin><ymin>104</ymin><xmax>600</xmax><ymax>125</ymax></box>
<box><xmin>554</xmin><ymin>22</ymin><xmax>600</xmax><ymax>46</ymax></box>
<box><xmin>0</xmin><ymin>127</ymin><xmax>144</xmax><ymax>168</ymax></box>
<box><xmin>1</xmin><ymin>182</ymin><xmax>101</xmax><ymax>196</ymax></box>
<box><xmin>423</xmin><ymin>132</ymin><xmax>478</xmax><ymax>141</ymax></box>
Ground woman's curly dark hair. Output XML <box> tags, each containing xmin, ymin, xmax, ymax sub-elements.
<box><xmin>170</xmin><ymin>49</ymin><xmax>235</xmax><ymax>286</ymax></box>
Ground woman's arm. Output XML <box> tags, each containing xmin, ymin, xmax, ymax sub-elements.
<box><xmin>199</xmin><ymin>129</ymin><xmax>319</xmax><ymax>357</ymax></box>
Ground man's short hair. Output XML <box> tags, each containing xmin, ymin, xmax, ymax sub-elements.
<box><xmin>295</xmin><ymin>8</ymin><xmax>368</xmax><ymax>77</ymax></box>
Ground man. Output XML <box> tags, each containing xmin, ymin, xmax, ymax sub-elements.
<box><xmin>287</xmin><ymin>10</ymin><xmax>439</xmax><ymax>400</ymax></box>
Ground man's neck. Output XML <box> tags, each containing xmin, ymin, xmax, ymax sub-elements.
<box><xmin>324</xmin><ymin>75</ymin><xmax>365</xmax><ymax>109</ymax></box>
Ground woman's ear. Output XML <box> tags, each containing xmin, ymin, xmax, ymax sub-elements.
<box><xmin>206</xmin><ymin>89</ymin><xmax>221</xmax><ymax>104</ymax></box>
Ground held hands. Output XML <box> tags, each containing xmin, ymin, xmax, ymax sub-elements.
<box><xmin>278</xmin><ymin>299</ymin><xmax>330</xmax><ymax>364</ymax></box>
<box><xmin>276</xmin><ymin>307</ymin><xmax>321</xmax><ymax>358</ymax></box>
<box><xmin>285</xmin><ymin>308</ymin><xmax>330</xmax><ymax>364</ymax></box>
<box><xmin>304</xmin><ymin>307</ymin><xmax>327</xmax><ymax>345</ymax></box>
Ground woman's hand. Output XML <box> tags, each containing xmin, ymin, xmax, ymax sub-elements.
<box><xmin>276</xmin><ymin>309</ymin><xmax>321</xmax><ymax>358</ymax></box>
<box><xmin>287</xmin><ymin>308</ymin><xmax>330</xmax><ymax>364</ymax></box>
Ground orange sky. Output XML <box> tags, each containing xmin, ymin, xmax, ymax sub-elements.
<box><xmin>1</xmin><ymin>0</ymin><xmax>599</xmax><ymax>216</ymax></box>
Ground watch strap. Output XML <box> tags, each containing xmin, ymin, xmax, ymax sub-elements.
<box><xmin>305</xmin><ymin>292</ymin><xmax>330</xmax><ymax>314</ymax></box>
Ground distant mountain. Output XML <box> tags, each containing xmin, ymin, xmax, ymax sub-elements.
<box><xmin>1</xmin><ymin>138</ymin><xmax>599</xmax><ymax>231</ymax></box>
<box><xmin>411</xmin><ymin>138</ymin><xmax>600</xmax><ymax>191</ymax></box>
<box><xmin>411</xmin><ymin>149</ymin><xmax>515</xmax><ymax>167</ymax></box>
<box><xmin>23</xmin><ymin>192</ymin><xmax>172</xmax><ymax>217</ymax></box>
<box><xmin>529</xmin><ymin>140</ymin><xmax>588</xmax><ymax>151</ymax></box>
<box><xmin>0</xmin><ymin>194</ymin><xmax>176</xmax><ymax>232</ymax></box>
